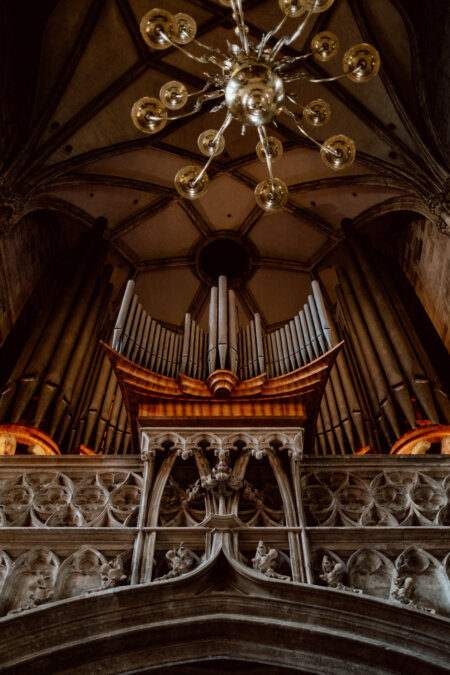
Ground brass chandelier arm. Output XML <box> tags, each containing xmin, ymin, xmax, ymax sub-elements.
<box><xmin>257</xmin><ymin>125</ymin><xmax>274</xmax><ymax>184</ymax></box>
<box><xmin>161</xmin><ymin>32</ymin><xmax>227</xmax><ymax>70</ymax></box>
<box><xmin>270</xmin><ymin>8</ymin><xmax>314</xmax><ymax>62</ymax></box>
<box><xmin>257</xmin><ymin>14</ymin><xmax>289</xmax><ymax>59</ymax></box>
<box><xmin>231</xmin><ymin>0</ymin><xmax>250</xmax><ymax>55</ymax></box>
<box><xmin>192</xmin><ymin>112</ymin><xmax>233</xmax><ymax>187</ymax></box>
<box><xmin>282</xmin><ymin>107</ymin><xmax>324</xmax><ymax>151</ymax></box>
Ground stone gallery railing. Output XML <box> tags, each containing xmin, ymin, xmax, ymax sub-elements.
<box><xmin>0</xmin><ymin>435</ymin><xmax>448</xmax><ymax>618</ymax></box>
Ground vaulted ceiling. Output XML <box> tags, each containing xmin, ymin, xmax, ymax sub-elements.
<box><xmin>1</xmin><ymin>0</ymin><xmax>448</xmax><ymax>330</ymax></box>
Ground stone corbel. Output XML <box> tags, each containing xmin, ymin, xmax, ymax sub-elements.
<box><xmin>427</xmin><ymin>178</ymin><xmax>450</xmax><ymax>236</ymax></box>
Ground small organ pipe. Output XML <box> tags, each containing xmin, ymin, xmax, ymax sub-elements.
<box><xmin>312</xmin><ymin>280</ymin><xmax>333</xmax><ymax>349</ymax></box>
<box><xmin>254</xmin><ymin>313</ymin><xmax>265</xmax><ymax>374</ymax></box>
<box><xmin>155</xmin><ymin>327</ymin><xmax>166</xmax><ymax>374</ymax></box>
<box><xmin>284</xmin><ymin>324</ymin><xmax>296</xmax><ymax>371</ymax></box>
<box><xmin>180</xmin><ymin>314</ymin><xmax>191</xmax><ymax>375</ymax></box>
<box><xmin>289</xmin><ymin>320</ymin><xmax>302</xmax><ymax>369</ymax></box>
<box><xmin>208</xmin><ymin>287</ymin><xmax>218</xmax><ymax>374</ymax></box>
<box><xmin>250</xmin><ymin>320</ymin><xmax>258</xmax><ymax>375</ymax></box>
<box><xmin>228</xmin><ymin>290</ymin><xmax>239</xmax><ymax>374</ymax></box>
<box><xmin>279</xmin><ymin>327</ymin><xmax>290</xmax><ymax>372</ymax></box>
<box><xmin>130</xmin><ymin>307</ymin><xmax>146</xmax><ymax>364</ymax></box>
<box><xmin>299</xmin><ymin>310</ymin><xmax>313</xmax><ymax>362</ymax></box>
<box><xmin>275</xmin><ymin>330</ymin><xmax>285</xmax><ymax>374</ymax></box>
<box><xmin>139</xmin><ymin>316</ymin><xmax>151</xmax><ymax>367</ymax></box>
<box><xmin>304</xmin><ymin>304</ymin><xmax>320</xmax><ymax>359</ymax></box>
<box><xmin>218</xmin><ymin>276</ymin><xmax>228</xmax><ymax>369</ymax></box>
<box><xmin>121</xmin><ymin>295</ymin><xmax>138</xmax><ymax>357</ymax></box>
<box><xmin>294</xmin><ymin>315</ymin><xmax>307</xmax><ymax>365</ymax></box>
<box><xmin>149</xmin><ymin>324</ymin><xmax>161</xmax><ymax>372</ymax></box>
<box><xmin>112</xmin><ymin>280</ymin><xmax>135</xmax><ymax>351</ymax></box>
<box><xmin>246</xmin><ymin>325</ymin><xmax>254</xmax><ymax>378</ymax></box>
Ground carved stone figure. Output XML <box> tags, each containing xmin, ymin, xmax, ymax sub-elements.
<box><xmin>320</xmin><ymin>554</ymin><xmax>346</xmax><ymax>590</ymax></box>
<box><xmin>251</xmin><ymin>541</ymin><xmax>290</xmax><ymax>581</ymax></box>
<box><xmin>391</xmin><ymin>574</ymin><xmax>415</xmax><ymax>605</ymax></box>
<box><xmin>156</xmin><ymin>543</ymin><xmax>194</xmax><ymax>581</ymax></box>
<box><xmin>8</xmin><ymin>573</ymin><xmax>54</xmax><ymax>614</ymax></box>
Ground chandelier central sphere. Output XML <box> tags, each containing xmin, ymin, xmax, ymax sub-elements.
<box><xmin>132</xmin><ymin>0</ymin><xmax>380</xmax><ymax>211</ymax></box>
<box><xmin>225</xmin><ymin>62</ymin><xmax>285</xmax><ymax>126</ymax></box>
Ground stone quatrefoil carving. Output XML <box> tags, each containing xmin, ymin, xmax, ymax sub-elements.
<box><xmin>0</xmin><ymin>471</ymin><xmax>143</xmax><ymax>527</ymax></box>
<box><xmin>302</xmin><ymin>470</ymin><xmax>450</xmax><ymax>527</ymax></box>
<box><xmin>313</xmin><ymin>546</ymin><xmax>450</xmax><ymax>616</ymax></box>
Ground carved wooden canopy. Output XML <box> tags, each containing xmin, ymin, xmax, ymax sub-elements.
<box><xmin>102</xmin><ymin>341</ymin><xmax>342</xmax><ymax>452</ymax></box>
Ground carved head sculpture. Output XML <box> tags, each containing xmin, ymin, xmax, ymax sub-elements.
<box><xmin>0</xmin><ymin>434</ymin><xmax>16</xmax><ymax>456</ymax></box>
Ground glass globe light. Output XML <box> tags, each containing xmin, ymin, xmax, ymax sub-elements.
<box><xmin>279</xmin><ymin>0</ymin><xmax>305</xmax><ymax>17</ymax></box>
<box><xmin>256</xmin><ymin>136</ymin><xmax>283</xmax><ymax>163</ymax></box>
<box><xmin>197</xmin><ymin>129</ymin><xmax>226</xmax><ymax>157</ymax></box>
<box><xmin>140</xmin><ymin>9</ymin><xmax>176</xmax><ymax>50</ymax></box>
<box><xmin>311</xmin><ymin>31</ymin><xmax>339</xmax><ymax>62</ymax></box>
<box><xmin>131</xmin><ymin>97</ymin><xmax>167</xmax><ymax>134</ymax></box>
<box><xmin>173</xmin><ymin>13</ymin><xmax>197</xmax><ymax>45</ymax></box>
<box><xmin>300</xmin><ymin>0</ymin><xmax>335</xmax><ymax>13</ymax></box>
<box><xmin>225</xmin><ymin>63</ymin><xmax>285</xmax><ymax>126</ymax></box>
<box><xmin>304</xmin><ymin>99</ymin><xmax>331</xmax><ymax>126</ymax></box>
<box><xmin>343</xmin><ymin>43</ymin><xmax>380</xmax><ymax>82</ymax></box>
<box><xmin>320</xmin><ymin>135</ymin><xmax>355</xmax><ymax>170</ymax></box>
<box><xmin>255</xmin><ymin>178</ymin><xmax>288</xmax><ymax>211</ymax></box>
<box><xmin>160</xmin><ymin>81</ymin><xmax>188</xmax><ymax>110</ymax></box>
<box><xmin>175</xmin><ymin>165</ymin><xmax>209</xmax><ymax>199</ymax></box>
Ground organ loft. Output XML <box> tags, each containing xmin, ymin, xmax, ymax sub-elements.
<box><xmin>0</xmin><ymin>0</ymin><xmax>450</xmax><ymax>672</ymax></box>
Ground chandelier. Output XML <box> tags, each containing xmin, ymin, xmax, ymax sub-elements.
<box><xmin>131</xmin><ymin>0</ymin><xmax>380</xmax><ymax>211</ymax></box>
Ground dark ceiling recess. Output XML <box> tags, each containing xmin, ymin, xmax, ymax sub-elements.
<box><xmin>197</xmin><ymin>238</ymin><xmax>252</xmax><ymax>288</ymax></box>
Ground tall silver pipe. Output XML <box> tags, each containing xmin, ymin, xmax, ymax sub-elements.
<box><xmin>335</xmin><ymin>279</ymin><xmax>399</xmax><ymax>444</ymax></box>
<box><xmin>289</xmin><ymin>320</ymin><xmax>302</xmax><ymax>368</ymax></box>
<box><xmin>344</xmin><ymin>259</ymin><xmax>417</xmax><ymax>428</ymax></box>
<box><xmin>304</xmin><ymin>303</ymin><xmax>320</xmax><ymax>359</ymax></box>
<box><xmin>112</xmin><ymin>280</ymin><xmax>135</xmax><ymax>351</ymax></box>
<box><xmin>279</xmin><ymin>326</ymin><xmax>290</xmax><ymax>372</ymax></box>
<box><xmin>345</xmin><ymin>228</ymin><xmax>440</xmax><ymax>424</ymax></box>
<box><xmin>139</xmin><ymin>315</ymin><xmax>152</xmax><ymax>367</ymax></box>
<box><xmin>228</xmin><ymin>290</ymin><xmax>239</xmax><ymax>374</ymax></box>
<box><xmin>270</xmin><ymin>332</ymin><xmax>280</xmax><ymax>376</ymax></box>
<box><xmin>312</xmin><ymin>280</ymin><xmax>333</xmax><ymax>349</ymax></box>
<box><xmin>149</xmin><ymin>323</ymin><xmax>161</xmax><ymax>372</ymax></box>
<box><xmin>254</xmin><ymin>313</ymin><xmax>265</xmax><ymax>374</ymax></box>
<box><xmin>284</xmin><ymin>324</ymin><xmax>296</xmax><ymax>371</ymax></box>
<box><xmin>275</xmin><ymin>330</ymin><xmax>285</xmax><ymax>374</ymax></box>
<box><xmin>208</xmin><ymin>286</ymin><xmax>218</xmax><ymax>374</ymax></box>
<box><xmin>180</xmin><ymin>313</ymin><xmax>191</xmax><ymax>375</ymax></box>
<box><xmin>218</xmin><ymin>275</ymin><xmax>228</xmax><ymax>369</ymax></box>
<box><xmin>294</xmin><ymin>315</ymin><xmax>307</xmax><ymax>365</ymax></box>
<box><xmin>299</xmin><ymin>310</ymin><xmax>313</xmax><ymax>362</ymax></box>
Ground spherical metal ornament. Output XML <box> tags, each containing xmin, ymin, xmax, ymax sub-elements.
<box><xmin>311</xmin><ymin>31</ymin><xmax>339</xmax><ymax>61</ymax></box>
<box><xmin>173</xmin><ymin>13</ymin><xmax>197</xmax><ymax>45</ymax></box>
<box><xmin>140</xmin><ymin>9</ymin><xmax>176</xmax><ymax>50</ymax></box>
<box><xmin>304</xmin><ymin>99</ymin><xmax>331</xmax><ymax>126</ymax></box>
<box><xmin>225</xmin><ymin>62</ymin><xmax>285</xmax><ymax>126</ymax></box>
<box><xmin>197</xmin><ymin>129</ymin><xmax>226</xmax><ymax>157</ymax></box>
<box><xmin>256</xmin><ymin>136</ymin><xmax>283</xmax><ymax>164</ymax></box>
<box><xmin>343</xmin><ymin>43</ymin><xmax>380</xmax><ymax>82</ymax></box>
<box><xmin>131</xmin><ymin>97</ymin><xmax>167</xmax><ymax>134</ymax></box>
<box><xmin>300</xmin><ymin>0</ymin><xmax>335</xmax><ymax>12</ymax></box>
<box><xmin>320</xmin><ymin>135</ymin><xmax>355</xmax><ymax>170</ymax></box>
<box><xmin>278</xmin><ymin>0</ymin><xmax>305</xmax><ymax>18</ymax></box>
<box><xmin>175</xmin><ymin>165</ymin><xmax>209</xmax><ymax>200</ymax></box>
<box><xmin>160</xmin><ymin>81</ymin><xmax>188</xmax><ymax>110</ymax></box>
<box><xmin>255</xmin><ymin>178</ymin><xmax>288</xmax><ymax>211</ymax></box>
